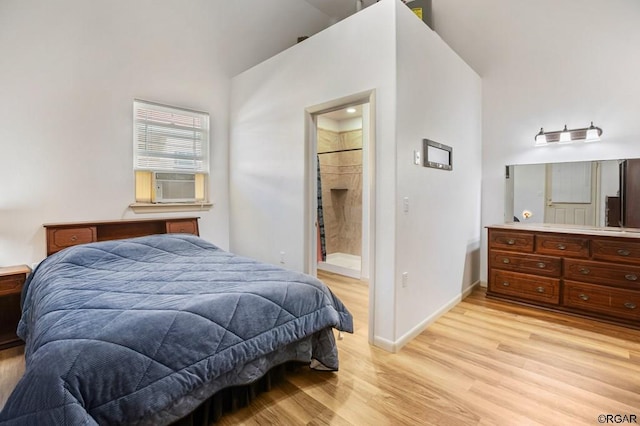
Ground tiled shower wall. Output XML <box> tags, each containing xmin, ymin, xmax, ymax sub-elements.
<box><xmin>318</xmin><ymin>128</ymin><xmax>363</xmax><ymax>256</ymax></box>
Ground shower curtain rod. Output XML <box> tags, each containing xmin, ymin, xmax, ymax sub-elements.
<box><xmin>318</xmin><ymin>148</ymin><xmax>362</xmax><ymax>155</ymax></box>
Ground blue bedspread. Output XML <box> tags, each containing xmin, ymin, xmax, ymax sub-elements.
<box><xmin>0</xmin><ymin>234</ymin><xmax>353</xmax><ymax>425</ymax></box>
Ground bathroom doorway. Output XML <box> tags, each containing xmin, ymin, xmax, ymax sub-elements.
<box><xmin>316</xmin><ymin>105</ymin><xmax>364</xmax><ymax>279</ymax></box>
<box><xmin>305</xmin><ymin>90</ymin><xmax>375</xmax><ymax>344</ymax></box>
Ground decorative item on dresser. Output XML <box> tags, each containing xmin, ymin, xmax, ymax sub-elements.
<box><xmin>0</xmin><ymin>265</ymin><xmax>31</xmax><ymax>350</ymax></box>
<box><xmin>487</xmin><ymin>224</ymin><xmax>640</xmax><ymax>328</ymax></box>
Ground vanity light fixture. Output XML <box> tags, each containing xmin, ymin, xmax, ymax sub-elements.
<box><xmin>346</xmin><ymin>107</ymin><xmax>357</xmax><ymax>114</ymax></box>
<box><xmin>534</xmin><ymin>122</ymin><xmax>603</xmax><ymax>146</ymax></box>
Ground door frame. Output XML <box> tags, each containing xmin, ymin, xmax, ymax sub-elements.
<box><xmin>304</xmin><ymin>90</ymin><xmax>376</xmax><ymax>344</ymax></box>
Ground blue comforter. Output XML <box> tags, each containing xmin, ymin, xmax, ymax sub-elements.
<box><xmin>0</xmin><ymin>234</ymin><xmax>353</xmax><ymax>425</ymax></box>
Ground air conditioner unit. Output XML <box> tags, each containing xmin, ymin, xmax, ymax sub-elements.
<box><xmin>153</xmin><ymin>172</ymin><xmax>196</xmax><ymax>203</ymax></box>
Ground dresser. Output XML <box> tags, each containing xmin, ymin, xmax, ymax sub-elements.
<box><xmin>0</xmin><ymin>265</ymin><xmax>31</xmax><ymax>349</ymax></box>
<box><xmin>487</xmin><ymin>224</ymin><xmax>640</xmax><ymax>328</ymax></box>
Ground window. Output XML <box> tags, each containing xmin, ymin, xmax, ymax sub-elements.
<box><xmin>132</xmin><ymin>100</ymin><xmax>210</xmax><ymax>206</ymax></box>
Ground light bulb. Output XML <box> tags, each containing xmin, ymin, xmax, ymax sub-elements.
<box><xmin>535</xmin><ymin>128</ymin><xmax>547</xmax><ymax>146</ymax></box>
<box><xmin>559</xmin><ymin>125</ymin><xmax>571</xmax><ymax>143</ymax></box>
<box><xmin>585</xmin><ymin>122</ymin><xmax>600</xmax><ymax>142</ymax></box>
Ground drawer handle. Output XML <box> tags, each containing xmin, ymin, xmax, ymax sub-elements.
<box><xmin>618</xmin><ymin>249</ymin><xmax>631</xmax><ymax>256</ymax></box>
<box><xmin>578</xmin><ymin>293</ymin><xmax>589</xmax><ymax>301</ymax></box>
<box><xmin>502</xmin><ymin>282</ymin><xmax>510</xmax><ymax>287</ymax></box>
<box><xmin>502</xmin><ymin>258</ymin><xmax>510</xmax><ymax>264</ymax></box>
<box><xmin>536</xmin><ymin>286</ymin><xmax>545</xmax><ymax>293</ymax></box>
<box><xmin>579</xmin><ymin>267</ymin><xmax>590</xmax><ymax>275</ymax></box>
<box><xmin>557</xmin><ymin>244</ymin><xmax>566</xmax><ymax>250</ymax></box>
<box><xmin>625</xmin><ymin>274</ymin><xmax>638</xmax><ymax>281</ymax></box>
<box><xmin>70</xmin><ymin>235</ymin><xmax>78</xmax><ymax>242</ymax></box>
<box><xmin>624</xmin><ymin>302</ymin><xmax>637</xmax><ymax>310</ymax></box>
<box><xmin>506</xmin><ymin>239</ymin><xmax>515</xmax><ymax>245</ymax></box>
<box><xmin>537</xmin><ymin>262</ymin><xmax>546</xmax><ymax>269</ymax></box>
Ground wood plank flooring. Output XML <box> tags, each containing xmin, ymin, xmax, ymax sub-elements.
<box><xmin>0</xmin><ymin>344</ymin><xmax>24</xmax><ymax>411</ymax></box>
<box><xmin>217</xmin><ymin>271</ymin><xmax>640</xmax><ymax>425</ymax></box>
<box><xmin>1</xmin><ymin>271</ymin><xmax>639</xmax><ymax>425</ymax></box>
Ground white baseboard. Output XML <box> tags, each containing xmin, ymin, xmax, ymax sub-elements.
<box><xmin>317</xmin><ymin>262</ymin><xmax>361</xmax><ymax>279</ymax></box>
<box><xmin>463</xmin><ymin>279</ymin><xmax>482</xmax><ymax>296</ymax></box>
<box><xmin>372</xmin><ymin>335</ymin><xmax>397</xmax><ymax>353</ymax></box>
<box><xmin>372</xmin><ymin>280</ymin><xmax>481</xmax><ymax>353</ymax></box>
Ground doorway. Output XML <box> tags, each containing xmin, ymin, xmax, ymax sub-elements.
<box><xmin>305</xmin><ymin>91</ymin><xmax>375</xmax><ymax>344</ymax></box>
<box><xmin>316</xmin><ymin>105</ymin><xmax>364</xmax><ymax>279</ymax></box>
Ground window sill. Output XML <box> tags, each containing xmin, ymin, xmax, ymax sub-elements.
<box><xmin>129</xmin><ymin>202</ymin><xmax>213</xmax><ymax>214</ymax></box>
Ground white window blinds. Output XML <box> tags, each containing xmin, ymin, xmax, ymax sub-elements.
<box><xmin>133</xmin><ymin>100</ymin><xmax>209</xmax><ymax>173</ymax></box>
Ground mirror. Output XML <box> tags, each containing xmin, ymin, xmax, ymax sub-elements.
<box><xmin>505</xmin><ymin>160</ymin><xmax>625</xmax><ymax>228</ymax></box>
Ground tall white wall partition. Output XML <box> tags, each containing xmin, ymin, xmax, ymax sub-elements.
<box><xmin>230</xmin><ymin>0</ymin><xmax>482</xmax><ymax>350</ymax></box>
<box><xmin>393</xmin><ymin>1</ymin><xmax>482</xmax><ymax>344</ymax></box>
<box><xmin>230</xmin><ymin>0</ymin><xmax>398</xmax><ymax>344</ymax></box>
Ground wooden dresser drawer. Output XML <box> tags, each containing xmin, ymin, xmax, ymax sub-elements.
<box><xmin>165</xmin><ymin>219</ymin><xmax>199</xmax><ymax>235</ymax></box>
<box><xmin>489</xmin><ymin>250</ymin><xmax>561</xmax><ymax>277</ymax></box>
<box><xmin>489</xmin><ymin>231</ymin><xmax>534</xmax><ymax>252</ymax></box>
<box><xmin>564</xmin><ymin>258</ymin><xmax>640</xmax><ymax>288</ymax></box>
<box><xmin>489</xmin><ymin>270</ymin><xmax>560</xmax><ymax>305</ymax></box>
<box><xmin>535</xmin><ymin>234</ymin><xmax>589</xmax><ymax>258</ymax></box>
<box><xmin>0</xmin><ymin>274</ymin><xmax>25</xmax><ymax>297</ymax></box>
<box><xmin>592</xmin><ymin>238</ymin><xmax>640</xmax><ymax>265</ymax></box>
<box><xmin>0</xmin><ymin>265</ymin><xmax>30</xmax><ymax>349</ymax></box>
<box><xmin>46</xmin><ymin>226</ymin><xmax>97</xmax><ymax>254</ymax></box>
<box><xmin>487</xmin><ymin>225</ymin><xmax>640</xmax><ymax>329</ymax></box>
<box><xmin>564</xmin><ymin>280</ymin><xmax>640</xmax><ymax>321</ymax></box>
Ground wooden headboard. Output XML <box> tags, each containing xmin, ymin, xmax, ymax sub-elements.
<box><xmin>43</xmin><ymin>217</ymin><xmax>200</xmax><ymax>256</ymax></box>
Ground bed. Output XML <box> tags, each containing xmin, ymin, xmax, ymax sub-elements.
<box><xmin>0</xmin><ymin>219</ymin><xmax>353</xmax><ymax>425</ymax></box>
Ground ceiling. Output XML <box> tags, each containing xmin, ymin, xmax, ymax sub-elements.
<box><xmin>303</xmin><ymin>0</ymin><xmax>379</xmax><ymax>22</ymax></box>
<box><xmin>321</xmin><ymin>104</ymin><xmax>363</xmax><ymax>121</ymax></box>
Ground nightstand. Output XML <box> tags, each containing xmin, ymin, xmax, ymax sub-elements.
<box><xmin>0</xmin><ymin>265</ymin><xmax>30</xmax><ymax>349</ymax></box>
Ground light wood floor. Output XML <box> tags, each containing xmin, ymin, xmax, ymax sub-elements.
<box><xmin>218</xmin><ymin>271</ymin><xmax>640</xmax><ymax>425</ymax></box>
<box><xmin>2</xmin><ymin>271</ymin><xmax>639</xmax><ymax>425</ymax></box>
<box><xmin>0</xmin><ymin>344</ymin><xmax>24</xmax><ymax>411</ymax></box>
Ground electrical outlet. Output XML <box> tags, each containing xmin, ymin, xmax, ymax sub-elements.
<box><xmin>414</xmin><ymin>150</ymin><xmax>421</xmax><ymax>165</ymax></box>
<box><xmin>280</xmin><ymin>251</ymin><xmax>286</xmax><ymax>264</ymax></box>
<box><xmin>402</xmin><ymin>272</ymin><xmax>408</xmax><ymax>288</ymax></box>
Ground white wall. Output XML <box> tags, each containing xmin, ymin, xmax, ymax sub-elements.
<box><xmin>230</xmin><ymin>0</ymin><xmax>482</xmax><ymax>349</ymax></box>
<box><xmin>394</xmin><ymin>2</ymin><xmax>482</xmax><ymax>342</ymax></box>
<box><xmin>317</xmin><ymin>116</ymin><xmax>362</xmax><ymax>133</ymax></box>
<box><xmin>0</xmin><ymin>0</ymin><xmax>331</xmax><ymax>266</ymax></box>
<box><xmin>230</xmin><ymin>0</ymin><xmax>398</xmax><ymax>343</ymax></box>
<box><xmin>432</xmin><ymin>0</ymin><xmax>640</xmax><ymax>282</ymax></box>
<box><xmin>513</xmin><ymin>164</ymin><xmax>546</xmax><ymax>224</ymax></box>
